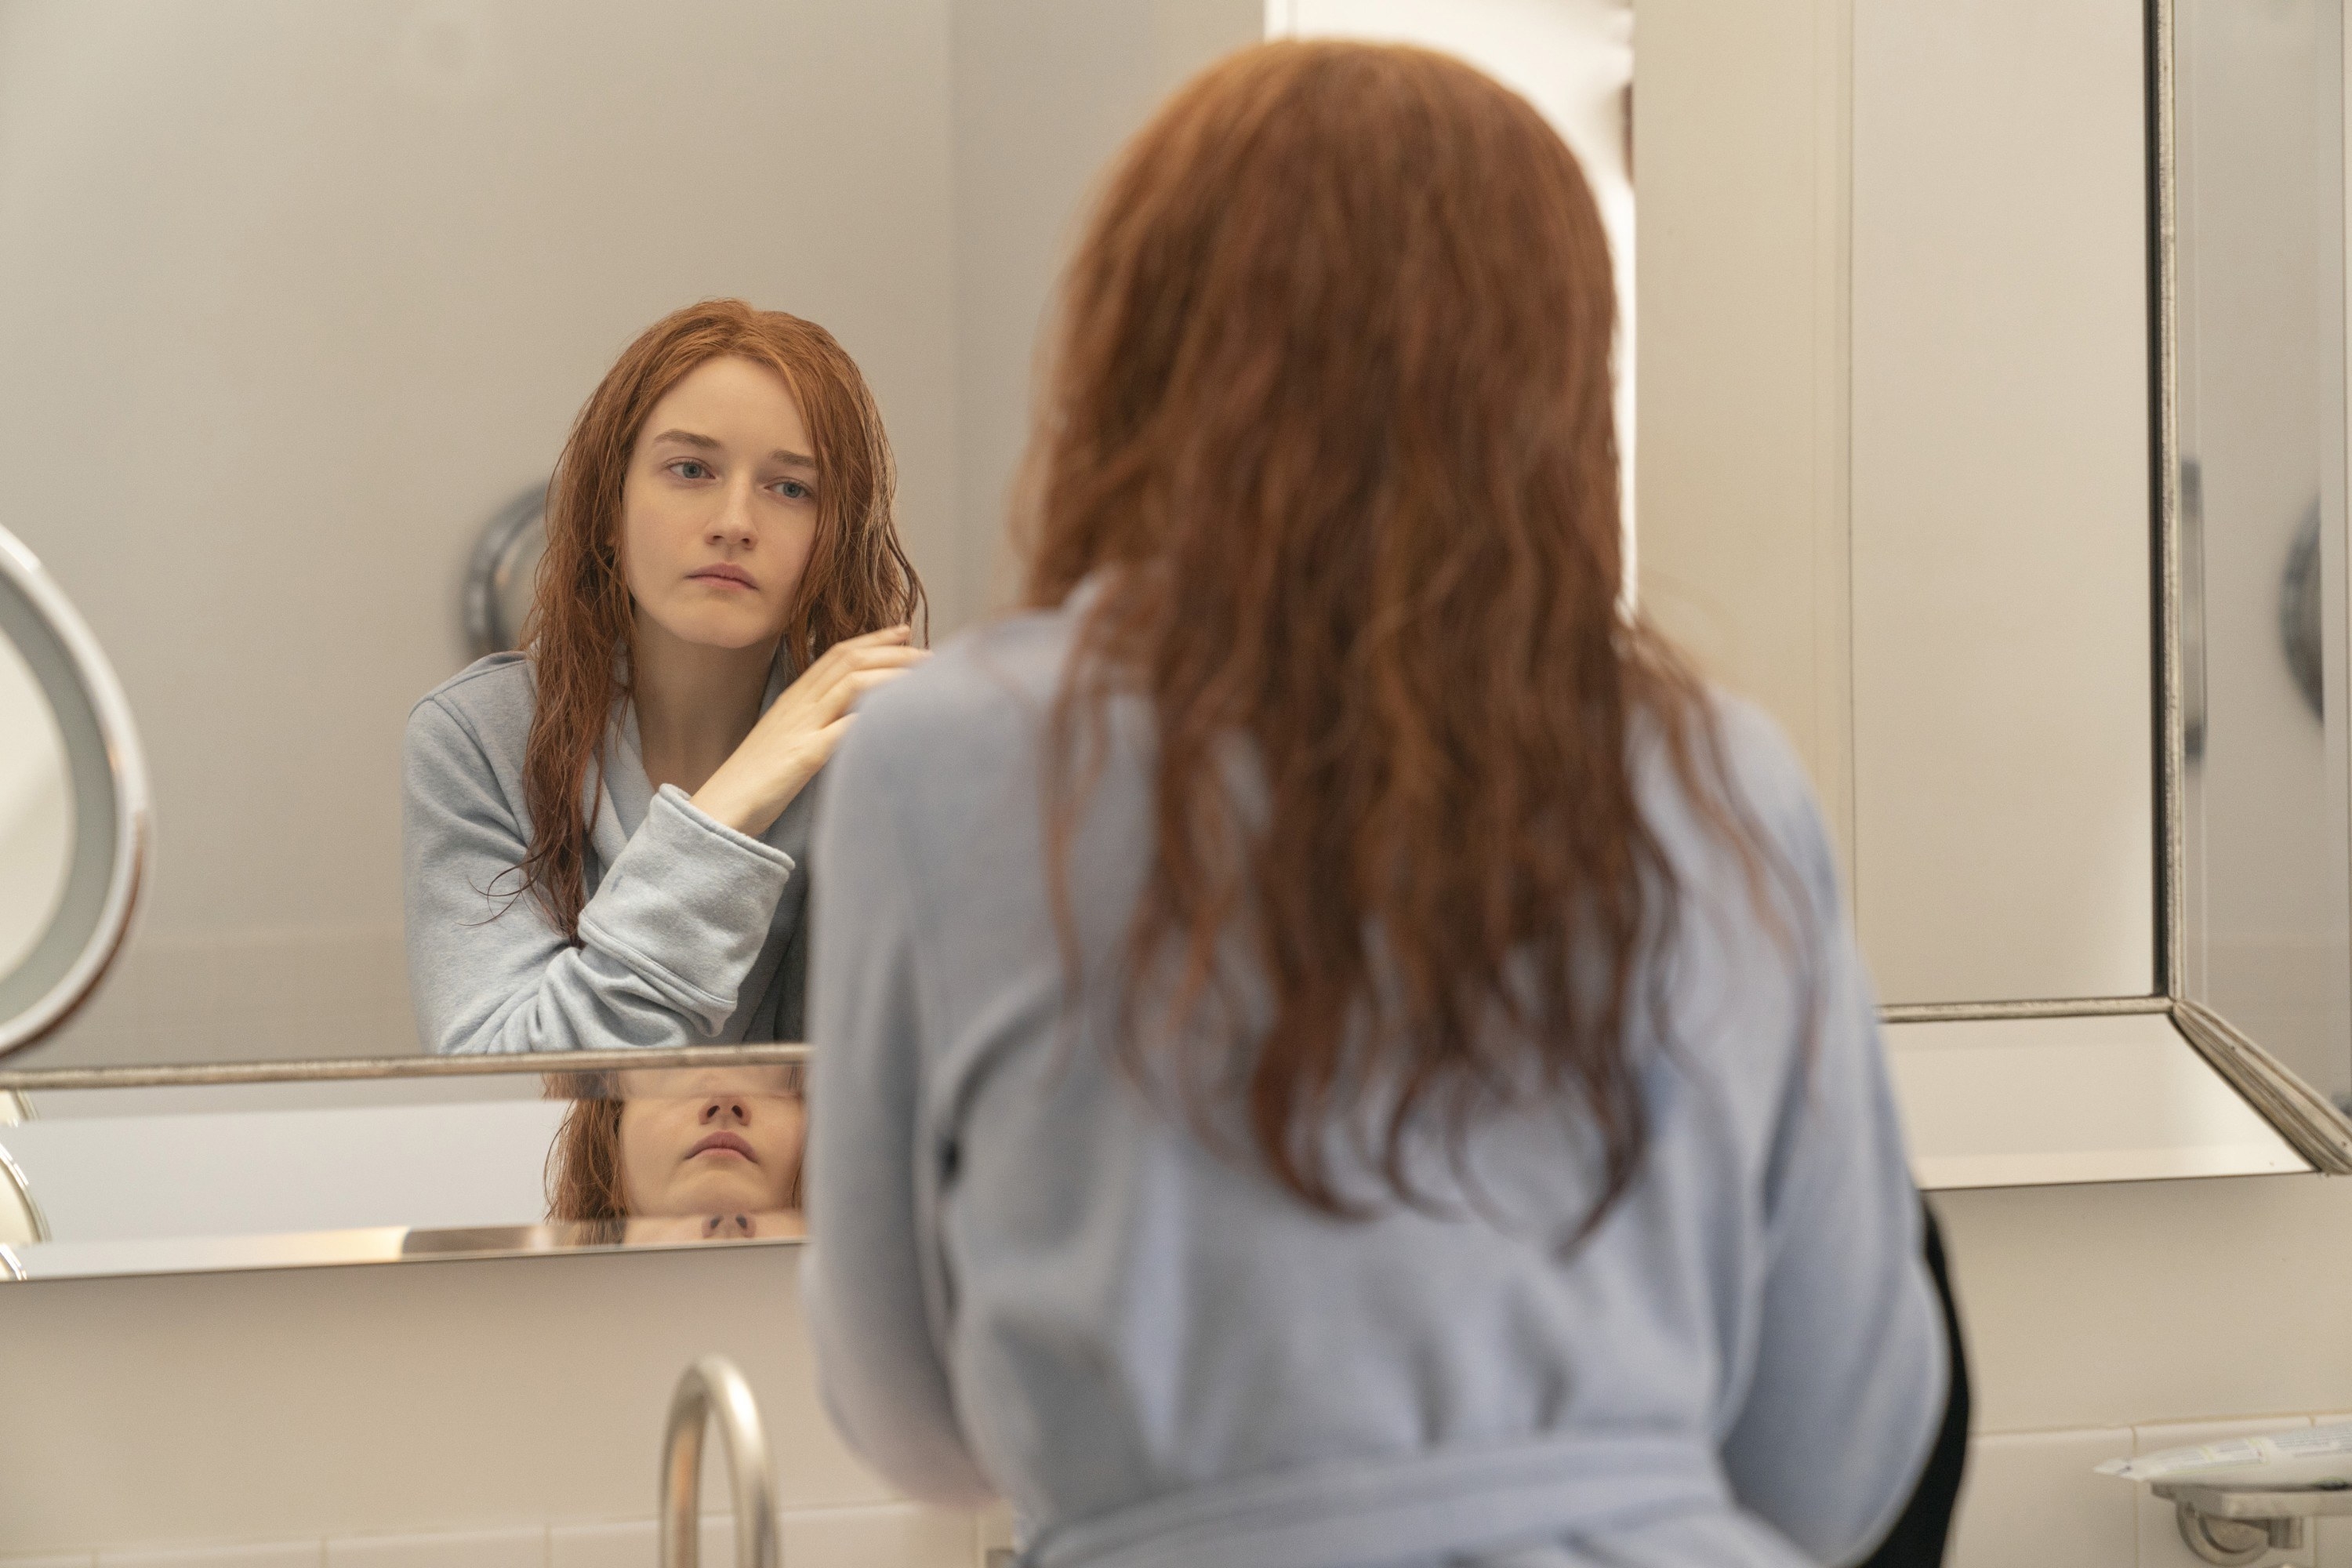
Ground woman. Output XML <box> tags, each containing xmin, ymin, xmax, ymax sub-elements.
<box><xmin>805</xmin><ymin>42</ymin><xmax>1955</xmax><ymax>1568</ymax></box>
<box><xmin>404</xmin><ymin>299</ymin><xmax>925</xmax><ymax>1055</ymax></box>
<box><xmin>544</xmin><ymin>1065</ymin><xmax>807</xmax><ymax>1243</ymax></box>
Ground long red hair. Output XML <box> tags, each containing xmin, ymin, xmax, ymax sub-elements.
<box><xmin>518</xmin><ymin>300</ymin><xmax>924</xmax><ymax>940</ymax></box>
<box><xmin>1026</xmin><ymin>43</ymin><xmax>1774</xmax><ymax>1229</ymax></box>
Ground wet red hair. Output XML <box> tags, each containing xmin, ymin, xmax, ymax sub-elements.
<box><xmin>1027</xmin><ymin>43</ymin><xmax>1773</xmax><ymax>1229</ymax></box>
<box><xmin>518</xmin><ymin>299</ymin><xmax>925</xmax><ymax>940</ymax></box>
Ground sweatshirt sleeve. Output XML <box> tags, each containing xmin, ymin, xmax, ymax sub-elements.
<box><xmin>801</xmin><ymin>715</ymin><xmax>996</xmax><ymax>1506</ymax></box>
<box><xmin>401</xmin><ymin>695</ymin><xmax>797</xmax><ymax>1055</ymax></box>
<box><xmin>1717</xmin><ymin>771</ymin><xmax>1948</xmax><ymax>1566</ymax></box>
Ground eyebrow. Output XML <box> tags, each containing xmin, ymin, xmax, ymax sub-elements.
<box><xmin>647</xmin><ymin>428</ymin><xmax>817</xmax><ymax>470</ymax></box>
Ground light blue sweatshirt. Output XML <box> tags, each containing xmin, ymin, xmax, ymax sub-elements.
<box><xmin>401</xmin><ymin>652</ymin><xmax>811</xmax><ymax>1055</ymax></box>
<box><xmin>804</xmin><ymin>599</ymin><xmax>1946</xmax><ymax>1568</ymax></box>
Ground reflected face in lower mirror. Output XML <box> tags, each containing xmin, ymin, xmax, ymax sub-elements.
<box><xmin>546</xmin><ymin>1065</ymin><xmax>805</xmax><ymax>1241</ymax></box>
<box><xmin>619</xmin><ymin>1066</ymin><xmax>805</xmax><ymax>1218</ymax></box>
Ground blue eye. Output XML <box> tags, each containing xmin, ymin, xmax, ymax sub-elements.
<box><xmin>775</xmin><ymin>478</ymin><xmax>814</xmax><ymax>502</ymax></box>
<box><xmin>670</xmin><ymin>459</ymin><xmax>713</xmax><ymax>481</ymax></box>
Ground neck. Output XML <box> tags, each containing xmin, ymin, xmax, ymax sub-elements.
<box><xmin>630</xmin><ymin>613</ymin><xmax>779</xmax><ymax>797</ymax></box>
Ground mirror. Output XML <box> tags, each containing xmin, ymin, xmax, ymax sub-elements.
<box><xmin>0</xmin><ymin>0</ymin><xmax>1642</xmax><ymax>1277</ymax></box>
<box><xmin>2174</xmin><ymin>0</ymin><xmax>2352</xmax><ymax>1112</ymax></box>
<box><xmin>1641</xmin><ymin>0</ymin><xmax>2352</xmax><ymax>1185</ymax></box>
<box><xmin>0</xmin><ymin>1061</ymin><xmax>804</xmax><ymax>1279</ymax></box>
<box><xmin>0</xmin><ymin>527</ymin><xmax>148</xmax><ymax>1061</ymax></box>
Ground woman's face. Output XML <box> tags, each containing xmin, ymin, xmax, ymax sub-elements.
<box><xmin>619</xmin><ymin>354</ymin><xmax>820</xmax><ymax>653</ymax></box>
<box><xmin>615</xmin><ymin>1066</ymin><xmax>805</xmax><ymax>1218</ymax></box>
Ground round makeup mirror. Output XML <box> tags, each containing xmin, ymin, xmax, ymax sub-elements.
<box><xmin>463</xmin><ymin>485</ymin><xmax>549</xmax><ymax>659</ymax></box>
<box><xmin>0</xmin><ymin>524</ymin><xmax>148</xmax><ymax>1060</ymax></box>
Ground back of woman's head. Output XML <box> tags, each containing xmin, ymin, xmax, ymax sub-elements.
<box><xmin>1026</xmin><ymin>41</ymin><xmax>1759</xmax><ymax>1230</ymax></box>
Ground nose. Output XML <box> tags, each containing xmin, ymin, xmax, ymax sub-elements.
<box><xmin>706</xmin><ymin>479</ymin><xmax>757</xmax><ymax>550</ymax></box>
<box><xmin>699</xmin><ymin>1096</ymin><xmax>750</xmax><ymax>1127</ymax></box>
<box><xmin>702</xmin><ymin>1214</ymin><xmax>754</xmax><ymax>1239</ymax></box>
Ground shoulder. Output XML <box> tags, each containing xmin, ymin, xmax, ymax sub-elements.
<box><xmin>1697</xmin><ymin>688</ymin><xmax>1817</xmax><ymax>823</ymax></box>
<box><xmin>837</xmin><ymin>606</ymin><xmax>1074</xmax><ymax>771</ymax></box>
<box><xmin>817</xmin><ymin>608</ymin><xmax>1078</xmax><ymax>865</ymax></box>
<box><xmin>410</xmin><ymin>652</ymin><xmax>535</xmax><ymax>730</ymax></box>
<box><xmin>404</xmin><ymin>652</ymin><xmax>535</xmax><ymax>777</ymax></box>
<box><xmin>1634</xmin><ymin>684</ymin><xmax>1842</xmax><ymax>920</ymax></box>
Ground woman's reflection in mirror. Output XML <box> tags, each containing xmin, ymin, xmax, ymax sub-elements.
<box><xmin>804</xmin><ymin>39</ymin><xmax>1964</xmax><ymax>1568</ymax></box>
<box><xmin>544</xmin><ymin>1066</ymin><xmax>804</xmax><ymax>1243</ymax></box>
<box><xmin>403</xmin><ymin>299</ymin><xmax>927</xmax><ymax>1056</ymax></box>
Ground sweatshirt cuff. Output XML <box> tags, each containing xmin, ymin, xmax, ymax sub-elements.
<box><xmin>574</xmin><ymin>785</ymin><xmax>797</xmax><ymax>1026</ymax></box>
<box><xmin>654</xmin><ymin>782</ymin><xmax>798</xmax><ymax>872</ymax></box>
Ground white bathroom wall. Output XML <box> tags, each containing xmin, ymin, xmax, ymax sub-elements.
<box><xmin>1849</xmin><ymin>0</ymin><xmax>2156</xmax><ymax>1005</ymax></box>
<box><xmin>1635</xmin><ymin>0</ymin><xmax>1856</xmax><ymax>873</ymax></box>
<box><xmin>946</xmin><ymin>0</ymin><xmax>1261</xmax><ymax>622</ymax></box>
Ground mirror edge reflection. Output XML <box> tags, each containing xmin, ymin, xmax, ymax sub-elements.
<box><xmin>0</xmin><ymin>1040</ymin><xmax>809</xmax><ymax>1093</ymax></box>
<box><xmin>10</xmin><ymin>1217</ymin><xmax>806</xmax><ymax>1285</ymax></box>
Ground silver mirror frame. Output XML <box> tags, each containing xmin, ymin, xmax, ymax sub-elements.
<box><xmin>1877</xmin><ymin>0</ymin><xmax>2352</xmax><ymax>1181</ymax></box>
<box><xmin>0</xmin><ymin>525</ymin><xmax>149</xmax><ymax>1062</ymax></box>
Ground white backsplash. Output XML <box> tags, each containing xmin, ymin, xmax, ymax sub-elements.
<box><xmin>5</xmin><ymin>1504</ymin><xmax>993</xmax><ymax>1568</ymax></box>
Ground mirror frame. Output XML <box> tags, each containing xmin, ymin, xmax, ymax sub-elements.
<box><xmin>1871</xmin><ymin>0</ymin><xmax>2352</xmax><ymax>1183</ymax></box>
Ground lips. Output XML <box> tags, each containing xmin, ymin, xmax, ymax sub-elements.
<box><xmin>688</xmin><ymin>1130</ymin><xmax>756</xmax><ymax>1161</ymax></box>
<box><xmin>688</xmin><ymin>563</ymin><xmax>757</xmax><ymax>590</ymax></box>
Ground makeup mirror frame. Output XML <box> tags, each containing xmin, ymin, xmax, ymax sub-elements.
<box><xmin>0</xmin><ymin>525</ymin><xmax>150</xmax><ymax>1062</ymax></box>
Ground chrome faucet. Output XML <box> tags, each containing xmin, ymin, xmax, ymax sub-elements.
<box><xmin>659</xmin><ymin>1355</ymin><xmax>780</xmax><ymax>1568</ymax></box>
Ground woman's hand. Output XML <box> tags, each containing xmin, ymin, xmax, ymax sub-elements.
<box><xmin>691</xmin><ymin>626</ymin><xmax>928</xmax><ymax>837</ymax></box>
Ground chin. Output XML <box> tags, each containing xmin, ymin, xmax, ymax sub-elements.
<box><xmin>656</xmin><ymin>607</ymin><xmax>786</xmax><ymax>652</ymax></box>
<box><xmin>669</xmin><ymin>1178</ymin><xmax>777</xmax><ymax>1214</ymax></box>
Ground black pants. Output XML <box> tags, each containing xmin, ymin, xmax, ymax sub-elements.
<box><xmin>1856</xmin><ymin>1200</ymin><xmax>1971</xmax><ymax>1566</ymax></box>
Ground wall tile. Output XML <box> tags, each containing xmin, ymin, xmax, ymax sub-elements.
<box><xmin>100</xmin><ymin>1550</ymin><xmax>321</xmax><ymax>1568</ymax></box>
<box><xmin>546</xmin><ymin>1523</ymin><xmax>649</xmax><ymax>1568</ymax></box>
<box><xmin>547</xmin><ymin>1519</ymin><xmax>735</xmax><ymax>1568</ymax></box>
<box><xmin>2135</xmin><ymin>1417</ymin><xmax>2315</xmax><ymax>1568</ymax></box>
<box><xmin>975</xmin><ymin>1504</ymin><xmax>1016</xmax><ymax>1556</ymax></box>
<box><xmin>1946</xmin><ymin>1427</ymin><xmax>2134</xmax><ymax>1568</ymax></box>
<box><xmin>325</xmin><ymin>1532</ymin><xmax>544</xmax><ymax>1568</ymax></box>
<box><xmin>781</xmin><ymin>1504</ymin><xmax>975</xmax><ymax>1568</ymax></box>
<box><xmin>2296</xmin><ymin>1412</ymin><xmax>2352</xmax><ymax>1566</ymax></box>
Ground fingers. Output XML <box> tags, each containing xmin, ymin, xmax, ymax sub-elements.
<box><xmin>802</xmin><ymin>659</ymin><xmax>922</xmax><ymax>728</ymax></box>
<box><xmin>790</xmin><ymin>631</ymin><xmax>928</xmax><ymax>708</ymax></box>
<box><xmin>815</xmin><ymin>625</ymin><xmax>916</xmax><ymax>671</ymax></box>
<box><xmin>840</xmin><ymin>664</ymin><xmax>913</xmax><ymax>704</ymax></box>
<box><xmin>802</xmin><ymin>712</ymin><xmax>856</xmax><ymax>770</ymax></box>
